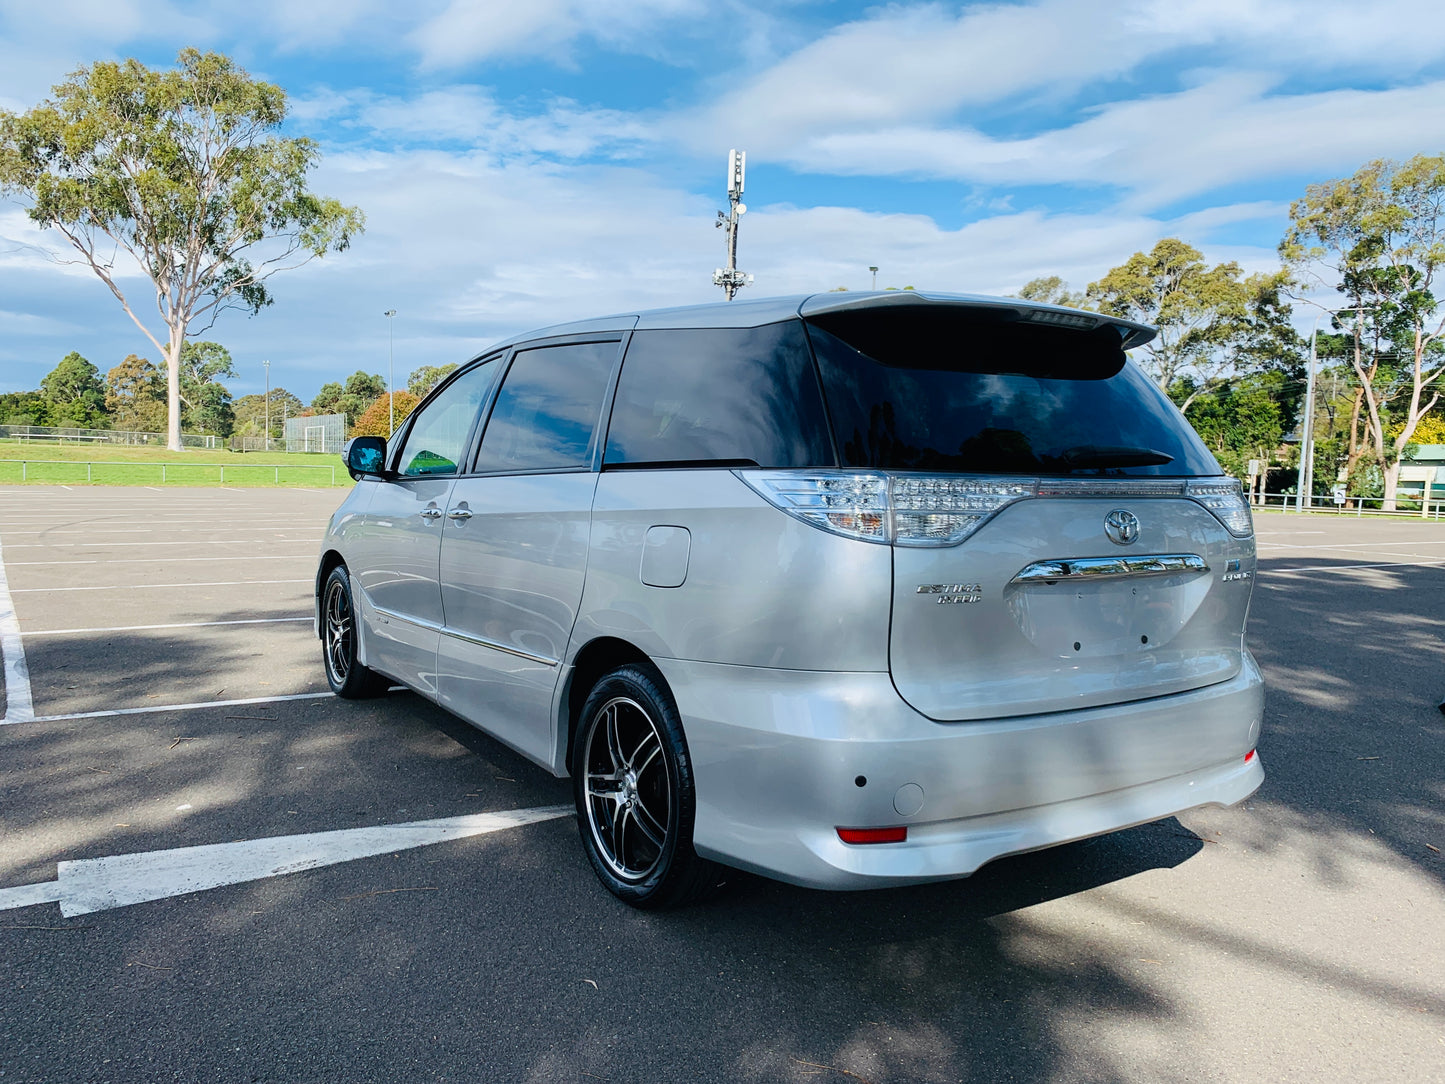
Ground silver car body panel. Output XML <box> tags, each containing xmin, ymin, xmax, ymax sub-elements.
<box><xmin>889</xmin><ymin>497</ymin><xmax>1254</xmax><ymax>721</ymax></box>
<box><xmin>655</xmin><ymin>653</ymin><xmax>1263</xmax><ymax>889</ymax></box>
<box><xmin>317</xmin><ymin>291</ymin><xmax>1262</xmax><ymax>891</ymax></box>
<box><xmin>436</xmin><ymin>471</ymin><xmax>598</xmax><ymax>767</ymax></box>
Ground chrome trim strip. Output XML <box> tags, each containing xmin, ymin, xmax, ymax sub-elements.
<box><xmin>442</xmin><ymin>626</ymin><xmax>558</xmax><ymax>667</ymax></box>
<box><xmin>371</xmin><ymin>605</ymin><xmax>559</xmax><ymax>667</ymax></box>
<box><xmin>1011</xmin><ymin>553</ymin><xmax>1210</xmax><ymax>584</ymax></box>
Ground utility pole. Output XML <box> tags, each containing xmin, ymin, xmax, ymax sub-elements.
<box><xmin>1298</xmin><ymin>320</ymin><xmax>1319</xmax><ymax>513</ymax></box>
<box><xmin>383</xmin><ymin>309</ymin><xmax>397</xmax><ymax>436</ymax></box>
<box><xmin>263</xmin><ymin>359</ymin><xmax>271</xmax><ymax>452</ymax></box>
<box><xmin>713</xmin><ymin>149</ymin><xmax>752</xmax><ymax>300</ymax></box>
<box><xmin>869</xmin><ymin>266</ymin><xmax>878</xmax><ymax>291</ymax></box>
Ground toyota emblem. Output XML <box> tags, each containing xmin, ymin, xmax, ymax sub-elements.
<box><xmin>1104</xmin><ymin>509</ymin><xmax>1140</xmax><ymax>545</ymax></box>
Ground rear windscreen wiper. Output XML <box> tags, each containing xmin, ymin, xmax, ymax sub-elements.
<box><xmin>1059</xmin><ymin>445</ymin><xmax>1175</xmax><ymax>469</ymax></box>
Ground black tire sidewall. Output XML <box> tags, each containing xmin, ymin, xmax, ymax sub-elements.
<box><xmin>322</xmin><ymin>566</ymin><xmax>378</xmax><ymax>698</ymax></box>
<box><xmin>572</xmin><ymin>663</ymin><xmax>699</xmax><ymax>907</ymax></box>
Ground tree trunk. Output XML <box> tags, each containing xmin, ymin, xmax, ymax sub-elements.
<box><xmin>165</xmin><ymin>325</ymin><xmax>184</xmax><ymax>452</ymax></box>
<box><xmin>1382</xmin><ymin>460</ymin><xmax>1401</xmax><ymax>511</ymax></box>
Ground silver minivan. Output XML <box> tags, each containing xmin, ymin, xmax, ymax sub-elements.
<box><xmin>316</xmin><ymin>292</ymin><xmax>1264</xmax><ymax>908</ymax></box>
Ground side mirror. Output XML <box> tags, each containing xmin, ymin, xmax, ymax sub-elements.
<box><xmin>343</xmin><ymin>436</ymin><xmax>388</xmax><ymax>480</ymax></box>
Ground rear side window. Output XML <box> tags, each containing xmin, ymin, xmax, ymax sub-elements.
<box><xmin>603</xmin><ymin>321</ymin><xmax>833</xmax><ymax>469</ymax></box>
<box><xmin>807</xmin><ymin>307</ymin><xmax>1220</xmax><ymax>476</ymax></box>
<box><xmin>473</xmin><ymin>341</ymin><xmax>618</xmax><ymax>473</ymax></box>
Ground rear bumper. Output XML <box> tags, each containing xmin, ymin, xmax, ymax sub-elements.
<box><xmin>655</xmin><ymin>654</ymin><xmax>1264</xmax><ymax>889</ymax></box>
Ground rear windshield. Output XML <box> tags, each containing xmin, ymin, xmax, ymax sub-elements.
<box><xmin>806</xmin><ymin>307</ymin><xmax>1220</xmax><ymax>476</ymax></box>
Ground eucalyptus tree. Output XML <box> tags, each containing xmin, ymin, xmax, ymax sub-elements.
<box><xmin>1282</xmin><ymin>154</ymin><xmax>1445</xmax><ymax>508</ymax></box>
<box><xmin>0</xmin><ymin>50</ymin><xmax>364</xmax><ymax>450</ymax></box>
<box><xmin>1087</xmin><ymin>239</ymin><xmax>1297</xmax><ymax>413</ymax></box>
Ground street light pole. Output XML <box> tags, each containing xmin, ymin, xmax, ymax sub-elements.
<box><xmin>263</xmin><ymin>359</ymin><xmax>271</xmax><ymax>452</ymax></box>
<box><xmin>869</xmin><ymin>266</ymin><xmax>878</xmax><ymax>291</ymax></box>
<box><xmin>383</xmin><ymin>309</ymin><xmax>397</xmax><ymax>436</ymax></box>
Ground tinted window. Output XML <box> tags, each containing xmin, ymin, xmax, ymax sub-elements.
<box><xmin>395</xmin><ymin>360</ymin><xmax>496</xmax><ymax>477</ymax></box>
<box><xmin>603</xmin><ymin>322</ymin><xmax>833</xmax><ymax>469</ymax></box>
<box><xmin>473</xmin><ymin>341</ymin><xmax>617</xmax><ymax>473</ymax></box>
<box><xmin>807</xmin><ymin>310</ymin><xmax>1220</xmax><ymax>476</ymax></box>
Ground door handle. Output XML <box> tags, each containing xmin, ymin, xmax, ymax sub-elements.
<box><xmin>446</xmin><ymin>508</ymin><xmax>473</xmax><ymax>522</ymax></box>
<box><xmin>419</xmin><ymin>507</ymin><xmax>443</xmax><ymax>521</ymax></box>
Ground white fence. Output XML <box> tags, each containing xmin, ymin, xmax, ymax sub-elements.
<box><xmin>1255</xmin><ymin>491</ymin><xmax>1445</xmax><ymax>519</ymax></box>
<box><xmin>0</xmin><ymin>424</ymin><xmax>217</xmax><ymax>449</ymax></box>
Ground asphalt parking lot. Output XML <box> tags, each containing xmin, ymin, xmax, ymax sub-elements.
<box><xmin>1</xmin><ymin>486</ymin><xmax>1442</xmax><ymax>1084</ymax></box>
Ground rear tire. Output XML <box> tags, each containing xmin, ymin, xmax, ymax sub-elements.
<box><xmin>572</xmin><ymin>662</ymin><xmax>726</xmax><ymax>909</ymax></box>
<box><xmin>321</xmin><ymin>566</ymin><xmax>390</xmax><ymax>699</ymax></box>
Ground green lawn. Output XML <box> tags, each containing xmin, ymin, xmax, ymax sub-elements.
<box><xmin>0</xmin><ymin>441</ymin><xmax>351</xmax><ymax>487</ymax></box>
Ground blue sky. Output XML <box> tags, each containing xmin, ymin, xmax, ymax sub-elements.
<box><xmin>3</xmin><ymin>0</ymin><xmax>1445</xmax><ymax>404</ymax></box>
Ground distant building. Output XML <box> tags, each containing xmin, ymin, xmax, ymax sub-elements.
<box><xmin>1401</xmin><ymin>444</ymin><xmax>1445</xmax><ymax>501</ymax></box>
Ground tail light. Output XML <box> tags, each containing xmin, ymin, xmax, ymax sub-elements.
<box><xmin>737</xmin><ymin>471</ymin><xmax>1254</xmax><ymax>547</ymax></box>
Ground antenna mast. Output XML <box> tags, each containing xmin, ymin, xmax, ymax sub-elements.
<box><xmin>713</xmin><ymin>149</ymin><xmax>752</xmax><ymax>300</ymax></box>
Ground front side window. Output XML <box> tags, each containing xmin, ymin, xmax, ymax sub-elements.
<box><xmin>603</xmin><ymin>322</ymin><xmax>834</xmax><ymax>469</ymax></box>
<box><xmin>395</xmin><ymin>360</ymin><xmax>496</xmax><ymax>477</ymax></box>
<box><xmin>473</xmin><ymin>341</ymin><xmax>618</xmax><ymax>473</ymax></box>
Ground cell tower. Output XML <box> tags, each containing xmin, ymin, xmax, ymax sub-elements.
<box><xmin>713</xmin><ymin>149</ymin><xmax>753</xmax><ymax>300</ymax></box>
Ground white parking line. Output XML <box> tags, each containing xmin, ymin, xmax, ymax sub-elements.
<box><xmin>11</xmin><ymin>578</ymin><xmax>312</xmax><ymax>594</ymax></box>
<box><xmin>1262</xmin><ymin>559</ymin><xmax>1445</xmax><ymax>575</ymax></box>
<box><xmin>0</xmin><ymin>533</ymin><xmax>35</xmax><ymax>724</ymax></box>
<box><xmin>4</xmin><ymin>691</ymin><xmax>335</xmax><ymax>726</ymax></box>
<box><xmin>25</xmin><ymin>617</ymin><xmax>311</xmax><ymax>637</ymax></box>
<box><xmin>1</xmin><ymin>538</ymin><xmax>322</xmax><ymax>549</ymax></box>
<box><xmin>0</xmin><ymin>805</ymin><xmax>573</xmax><ymax>916</ymax></box>
<box><xmin>1257</xmin><ymin>538</ymin><xmax>1445</xmax><ymax>552</ymax></box>
<box><xmin>6</xmin><ymin>554</ymin><xmax>316</xmax><ymax>567</ymax></box>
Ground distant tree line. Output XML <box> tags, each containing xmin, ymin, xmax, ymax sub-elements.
<box><xmin>1014</xmin><ymin>152</ymin><xmax>1445</xmax><ymax>508</ymax></box>
<box><xmin>1</xmin><ymin>351</ymin><xmax>459</xmax><ymax>443</ymax></box>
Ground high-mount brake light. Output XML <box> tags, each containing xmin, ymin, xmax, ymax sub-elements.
<box><xmin>837</xmin><ymin>826</ymin><xmax>908</xmax><ymax>845</ymax></box>
<box><xmin>1027</xmin><ymin>308</ymin><xmax>1097</xmax><ymax>330</ymax></box>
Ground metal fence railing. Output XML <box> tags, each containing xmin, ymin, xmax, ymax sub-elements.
<box><xmin>0</xmin><ymin>424</ymin><xmax>218</xmax><ymax>448</ymax></box>
<box><xmin>0</xmin><ymin>459</ymin><xmax>341</xmax><ymax>486</ymax></box>
<box><xmin>1254</xmin><ymin>492</ymin><xmax>1445</xmax><ymax>519</ymax></box>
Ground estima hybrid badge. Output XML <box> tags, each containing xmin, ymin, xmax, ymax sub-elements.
<box><xmin>1104</xmin><ymin>509</ymin><xmax>1140</xmax><ymax>546</ymax></box>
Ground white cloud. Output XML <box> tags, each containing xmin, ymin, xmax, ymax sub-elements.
<box><xmin>685</xmin><ymin>0</ymin><xmax>1445</xmax><ymax>156</ymax></box>
<box><xmin>408</xmin><ymin>0</ymin><xmax>703</xmax><ymax>68</ymax></box>
<box><xmin>739</xmin><ymin>75</ymin><xmax>1445</xmax><ymax>210</ymax></box>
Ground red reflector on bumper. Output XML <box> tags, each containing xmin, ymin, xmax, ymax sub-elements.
<box><xmin>1244</xmin><ymin>749</ymin><xmax>1256</xmax><ymax>764</ymax></box>
<box><xmin>837</xmin><ymin>826</ymin><xmax>908</xmax><ymax>845</ymax></box>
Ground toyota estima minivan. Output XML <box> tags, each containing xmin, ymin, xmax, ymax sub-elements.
<box><xmin>316</xmin><ymin>291</ymin><xmax>1264</xmax><ymax>908</ymax></box>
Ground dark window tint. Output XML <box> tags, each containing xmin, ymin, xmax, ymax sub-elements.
<box><xmin>395</xmin><ymin>360</ymin><xmax>496</xmax><ymax>477</ymax></box>
<box><xmin>807</xmin><ymin>308</ymin><xmax>1220</xmax><ymax>476</ymax></box>
<box><xmin>603</xmin><ymin>322</ymin><xmax>833</xmax><ymax>469</ymax></box>
<box><xmin>474</xmin><ymin>341</ymin><xmax>617</xmax><ymax>473</ymax></box>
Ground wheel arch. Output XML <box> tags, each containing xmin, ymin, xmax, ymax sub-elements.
<box><xmin>315</xmin><ymin>550</ymin><xmax>347</xmax><ymax>639</ymax></box>
<box><xmin>557</xmin><ymin>636</ymin><xmax>654</xmax><ymax>776</ymax></box>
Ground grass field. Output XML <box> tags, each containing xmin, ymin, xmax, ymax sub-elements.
<box><xmin>0</xmin><ymin>441</ymin><xmax>351</xmax><ymax>487</ymax></box>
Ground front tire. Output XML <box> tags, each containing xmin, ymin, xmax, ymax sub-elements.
<box><xmin>573</xmin><ymin>663</ymin><xmax>725</xmax><ymax>908</ymax></box>
<box><xmin>321</xmin><ymin>566</ymin><xmax>389</xmax><ymax>699</ymax></box>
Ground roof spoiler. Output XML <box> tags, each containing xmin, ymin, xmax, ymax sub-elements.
<box><xmin>797</xmin><ymin>290</ymin><xmax>1156</xmax><ymax>351</ymax></box>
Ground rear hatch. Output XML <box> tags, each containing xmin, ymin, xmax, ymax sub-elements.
<box><xmin>804</xmin><ymin>298</ymin><xmax>1256</xmax><ymax>722</ymax></box>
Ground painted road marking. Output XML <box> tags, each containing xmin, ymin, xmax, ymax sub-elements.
<box><xmin>2</xmin><ymin>538</ymin><xmax>323</xmax><ymax>549</ymax></box>
<box><xmin>1261</xmin><ymin>559</ymin><xmax>1445</xmax><ymax>575</ymax></box>
<box><xmin>3</xmin><ymin>691</ymin><xmax>338</xmax><ymax>726</ymax></box>
<box><xmin>0</xmin><ymin>531</ymin><xmax>35</xmax><ymax>724</ymax></box>
<box><xmin>6</xmin><ymin>554</ymin><xmax>316</xmax><ymax>567</ymax></box>
<box><xmin>0</xmin><ymin>806</ymin><xmax>573</xmax><ymax>917</ymax></box>
<box><xmin>11</xmin><ymin>578</ymin><xmax>312</xmax><ymax>594</ymax></box>
<box><xmin>25</xmin><ymin>617</ymin><xmax>311</xmax><ymax>637</ymax></box>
